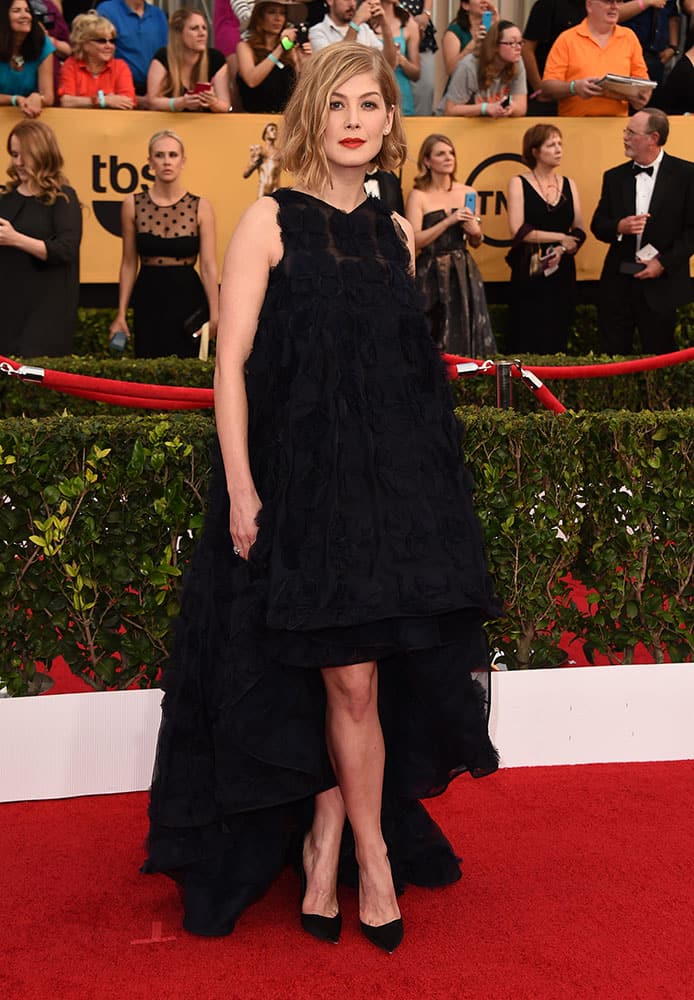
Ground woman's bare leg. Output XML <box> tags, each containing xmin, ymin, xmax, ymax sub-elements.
<box><xmin>301</xmin><ymin>785</ymin><xmax>344</xmax><ymax>918</ymax></box>
<box><xmin>320</xmin><ymin>661</ymin><xmax>400</xmax><ymax>927</ymax></box>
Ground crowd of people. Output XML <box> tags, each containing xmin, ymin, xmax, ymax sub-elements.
<box><xmin>1</xmin><ymin>2</ymin><xmax>693</xmax><ymax>359</ymax></box>
<box><xmin>0</xmin><ymin>0</ymin><xmax>692</xmax><ymax>116</ymax></box>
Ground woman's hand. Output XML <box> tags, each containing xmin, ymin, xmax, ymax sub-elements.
<box><xmin>447</xmin><ymin>207</ymin><xmax>467</xmax><ymax>227</ymax></box>
<box><xmin>281</xmin><ymin>26</ymin><xmax>297</xmax><ymax>46</ymax></box>
<box><xmin>484</xmin><ymin>98</ymin><xmax>512</xmax><ymax>118</ymax></box>
<box><xmin>105</xmin><ymin>93</ymin><xmax>135</xmax><ymax>110</ymax></box>
<box><xmin>461</xmin><ymin>207</ymin><xmax>482</xmax><ymax>239</ymax></box>
<box><xmin>230</xmin><ymin>488</ymin><xmax>262</xmax><ymax>560</ymax></box>
<box><xmin>109</xmin><ymin>315</ymin><xmax>131</xmax><ymax>340</ymax></box>
<box><xmin>180</xmin><ymin>90</ymin><xmax>204</xmax><ymax>110</ymax></box>
<box><xmin>17</xmin><ymin>92</ymin><xmax>43</xmax><ymax>118</ymax></box>
<box><xmin>560</xmin><ymin>234</ymin><xmax>579</xmax><ymax>254</ymax></box>
<box><xmin>0</xmin><ymin>217</ymin><xmax>19</xmax><ymax>247</ymax></box>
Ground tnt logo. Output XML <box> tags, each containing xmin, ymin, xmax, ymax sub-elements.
<box><xmin>91</xmin><ymin>156</ymin><xmax>154</xmax><ymax>236</ymax></box>
<box><xmin>465</xmin><ymin>152</ymin><xmax>525</xmax><ymax>248</ymax></box>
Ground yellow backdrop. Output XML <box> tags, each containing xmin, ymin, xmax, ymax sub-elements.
<box><xmin>1</xmin><ymin>109</ymin><xmax>692</xmax><ymax>283</ymax></box>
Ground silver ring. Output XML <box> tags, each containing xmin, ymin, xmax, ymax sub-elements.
<box><xmin>233</xmin><ymin>546</ymin><xmax>241</xmax><ymax>556</ymax></box>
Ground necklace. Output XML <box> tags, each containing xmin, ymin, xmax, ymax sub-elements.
<box><xmin>531</xmin><ymin>170</ymin><xmax>561</xmax><ymax>208</ymax></box>
<box><xmin>11</xmin><ymin>53</ymin><xmax>25</xmax><ymax>70</ymax></box>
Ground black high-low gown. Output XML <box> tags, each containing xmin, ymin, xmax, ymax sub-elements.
<box><xmin>144</xmin><ymin>189</ymin><xmax>502</xmax><ymax>937</ymax></box>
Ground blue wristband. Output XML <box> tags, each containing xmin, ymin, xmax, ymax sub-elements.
<box><xmin>569</xmin><ymin>80</ymin><xmax>576</xmax><ymax>96</ymax></box>
<box><xmin>168</xmin><ymin>97</ymin><xmax>176</xmax><ymax>111</ymax></box>
<box><xmin>267</xmin><ymin>53</ymin><xmax>284</xmax><ymax>68</ymax></box>
<box><xmin>11</xmin><ymin>94</ymin><xmax>18</xmax><ymax>107</ymax></box>
<box><xmin>480</xmin><ymin>102</ymin><xmax>487</xmax><ymax>117</ymax></box>
<box><xmin>98</xmin><ymin>90</ymin><xmax>106</xmax><ymax>108</ymax></box>
<box><xmin>349</xmin><ymin>20</ymin><xmax>360</xmax><ymax>32</ymax></box>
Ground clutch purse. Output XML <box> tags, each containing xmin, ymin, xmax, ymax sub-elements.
<box><xmin>182</xmin><ymin>303</ymin><xmax>210</xmax><ymax>338</ymax></box>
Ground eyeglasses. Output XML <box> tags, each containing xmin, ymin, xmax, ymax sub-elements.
<box><xmin>91</xmin><ymin>37</ymin><xmax>116</xmax><ymax>44</ymax></box>
<box><xmin>499</xmin><ymin>39</ymin><xmax>524</xmax><ymax>47</ymax></box>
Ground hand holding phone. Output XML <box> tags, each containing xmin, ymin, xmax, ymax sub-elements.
<box><xmin>191</xmin><ymin>82</ymin><xmax>213</xmax><ymax>94</ymax></box>
<box><xmin>481</xmin><ymin>10</ymin><xmax>493</xmax><ymax>31</ymax></box>
<box><xmin>464</xmin><ymin>192</ymin><xmax>477</xmax><ymax>214</ymax></box>
<box><xmin>500</xmin><ymin>93</ymin><xmax>511</xmax><ymax>110</ymax></box>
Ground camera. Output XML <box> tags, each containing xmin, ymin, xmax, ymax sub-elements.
<box><xmin>294</xmin><ymin>22</ymin><xmax>309</xmax><ymax>45</ymax></box>
<box><xmin>28</xmin><ymin>0</ymin><xmax>54</xmax><ymax>30</ymax></box>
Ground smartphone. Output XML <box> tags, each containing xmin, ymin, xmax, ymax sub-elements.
<box><xmin>109</xmin><ymin>330</ymin><xmax>127</xmax><ymax>354</ymax></box>
<box><xmin>192</xmin><ymin>82</ymin><xmax>213</xmax><ymax>94</ymax></box>
<box><xmin>500</xmin><ymin>93</ymin><xmax>512</xmax><ymax>109</ymax></box>
<box><xmin>481</xmin><ymin>10</ymin><xmax>493</xmax><ymax>31</ymax></box>
<box><xmin>464</xmin><ymin>192</ymin><xmax>476</xmax><ymax>213</ymax></box>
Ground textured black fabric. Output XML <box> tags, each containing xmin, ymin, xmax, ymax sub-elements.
<box><xmin>144</xmin><ymin>190</ymin><xmax>501</xmax><ymax>936</ymax></box>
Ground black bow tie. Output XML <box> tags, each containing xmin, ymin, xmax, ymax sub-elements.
<box><xmin>633</xmin><ymin>165</ymin><xmax>654</xmax><ymax>176</ymax></box>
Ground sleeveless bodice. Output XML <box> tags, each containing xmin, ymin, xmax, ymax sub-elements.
<box><xmin>134</xmin><ymin>190</ymin><xmax>201</xmax><ymax>265</ymax></box>
<box><xmin>418</xmin><ymin>209</ymin><xmax>468</xmax><ymax>259</ymax></box>
<box><xmin>242</xmin><ymin>189</ymin><xmax>498</xmax><ymax>631</ymax></box>
<box><xmin>520</xmin><ymin>175</ymin><xmax>574</xmax><ymax>241</ymax></box>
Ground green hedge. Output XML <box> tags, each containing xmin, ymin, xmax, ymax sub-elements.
<box><xmin>1</xmin><ymin>410</ymin><xmax>691</xmax><ymax>694</ymax></box>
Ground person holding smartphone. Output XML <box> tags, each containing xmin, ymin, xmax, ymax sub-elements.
<box><xmin>405</xmin><ymin>133</ymin><xmax>496</xmax><ymax>355</ymax></box>
<box><xmin>146</xmin><ymin>7</ymin><xmax>230</xmax><ymax>112</ymax></box>
<box><xmin>438</xmin><ymin>19</ymin><xmax>527</xmax><ymax>116</ymax></box>
<box><xmin>236</xmin><ymin>0</ymin><xmax>311</xmax><ymax>114</ymax></box>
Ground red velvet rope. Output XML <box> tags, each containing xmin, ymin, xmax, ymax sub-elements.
<box><xmin>443</xmin><ymin>347</ymin><xmax>694</xmax><ymax>380</ymax></box>
<box><xmin>2</xmin><ymin>346</ymin><xmax>692</xmax><ymax>415</ymax></box>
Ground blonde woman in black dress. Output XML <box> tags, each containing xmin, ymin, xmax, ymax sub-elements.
<box><xmin>144</xmin><ymin>44</ymin><xmax>500</xmax><ymax>952</ymax></box>
<box><xmin>110</xmin><ymin>130</ymin><xmax>218</xmax><ymax>357</ymax></box>
<box><xmin>406</xmin><ymin>132</ymin><xmax>496</xmax><ymax>356</ymax></box>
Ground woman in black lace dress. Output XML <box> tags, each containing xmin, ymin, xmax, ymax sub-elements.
<box><xmin>110</xmin><ymin>130</ymin><xmax>218</xmax><ymax>358</ymax></box>
<box><xmin>506</xmin><ymin>123</ymin><xmax>585</xmax><ymax>354</ymax></box>
<box><xmin>406</xmin><ymin>133</ymin><xmax>496</xmax><ymax>356</ymax></box>
<box><xmin>144</xmin><ymin>44</ymin><xmax>500</xmax><ymax>952</ymax></box>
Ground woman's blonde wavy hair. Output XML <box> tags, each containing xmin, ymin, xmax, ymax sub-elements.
<box><xmin>281</xmin><ymin>43</ymin><xmax>407</xmax><ymax>193</ymax></box>
<box><xmin>5</xmin><ymin>121</ymin><xmax>70</xmax><ymax>205</ymax></box>
<box><xmin>158</xmin><ymin>8</ymin><xmax>210</xmax><ymax>98</ymax></box>
<box><xmin>412</xmin><ymin>134</ymin><xmax>457</xmax><ymax>190</ymax></box>
<box><xmin>70</xmin><ymin>10</ymin><xmax>117</xmax><ymax>61</ymax></box>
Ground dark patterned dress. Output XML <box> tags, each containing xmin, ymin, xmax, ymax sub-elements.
<box><xmin>144</xmin><ymin>190</ymin><xmax>501</xmax><ymax>937</ymax></box>
<box><xmin>132</xmin><ymin>190</ymin><xmax>207</xmax><ymax>358</ymax></box>
<box><xmin>415</xmin><ymin>210</ymin><xmax>496</xmax><ymax>356</ymax></box>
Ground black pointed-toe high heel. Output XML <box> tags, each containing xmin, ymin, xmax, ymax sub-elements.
<box><xmin>299</xmin><ymin>862</ymin><xmax>342</xmax><ymax>944</ymax></box>
<box><xmin>359</xmin><ymin>917</ymin><xmax>404</xmax><ymax>954</ymax></box>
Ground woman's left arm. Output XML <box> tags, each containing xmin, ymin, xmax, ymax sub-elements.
<box><xmin>37</xmin><ymin>51</ymin><xmax>55</xmax><ymax>109</ymax></box>
<box><xmin>398</xmin><ymin>17</ymin><xmax>421</xmax><ymax>81</ymax></box>
<box><xmin>199</xmin><ymin>62</ymin><xmax>231</xmax><ymax>113</ymax></box>
<box><xmin>198</xmin><ymin>196</ymin><xmax>220</xmax><ymax>337</ymax></box>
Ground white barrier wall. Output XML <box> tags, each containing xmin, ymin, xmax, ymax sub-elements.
<box><xmin>0</xmin><ymin>663</ymin><xmax>692</xmax><ymax>802</ymax></box>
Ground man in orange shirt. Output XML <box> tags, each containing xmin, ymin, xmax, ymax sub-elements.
<box><xmin>541</xmin><ymin>0</ymin><xmax>650</xmax><ymax>115</ymax></box>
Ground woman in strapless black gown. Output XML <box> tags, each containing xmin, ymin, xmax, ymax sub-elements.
<box><xmin>144</xmin><ymin>45</ymin><xmax>501</xmax><ymax>953</ymax></box>
<box><xmin>506</xmin><ymin>123</ymin><xmax>585</xmax><ymax>354</ymax></box>
<box><xmin>406</xmin><ymin>133</ymin><xmax>496</xmax><ymax>357</ymax></box>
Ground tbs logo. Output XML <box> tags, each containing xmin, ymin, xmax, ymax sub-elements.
<box><xmin>91</xmin><ymin>155</ymin><xmax>154</xmax><ymax>236</ymax></box>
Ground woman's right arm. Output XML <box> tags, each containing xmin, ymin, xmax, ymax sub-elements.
<box><xmin>237</xmin><ymin>33</ymin><xmax>296</xmax><ymax>88</ymax></box>
<box><xmin>214</xmin><ymin>197</ymin><xmax>283</xmax><ymax>557</ymax></box>
<box><xmin>110</xmin><ymin>195</ymin><xmax>137</xmax><ymax>340</ymax></box>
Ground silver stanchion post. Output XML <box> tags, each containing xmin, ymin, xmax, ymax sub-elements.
<box><xmin>496</xmin><ymin>361</ymin><xmax>513</xmax><ymax>409</ymax></box>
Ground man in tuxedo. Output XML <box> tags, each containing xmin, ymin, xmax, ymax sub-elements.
<box><xmin>591</xmin><ymin>108</ymin><xmax>694</xmax><ymax>354</ymax></box>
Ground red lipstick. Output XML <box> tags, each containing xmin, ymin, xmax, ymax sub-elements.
<box><xmin>339</xmin><ymin>139</ymin><xmax>366</xmax><ymax>148</ymax></box>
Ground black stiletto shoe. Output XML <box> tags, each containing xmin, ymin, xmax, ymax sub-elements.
<box><xmin>299</xmin><ymin>863</ymin><xmax>342</xmax><ymax>944</ymax></box>
<box><xmin>359</xmin><ymin>917</ymin><xmax>404</xmax><ymax>954</ymax></box>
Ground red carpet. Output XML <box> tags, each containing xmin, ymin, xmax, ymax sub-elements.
<box><xmin>2</xmin><ymin>762</ymin><xmax>692</xmax><ymax>1000</ymax></box>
